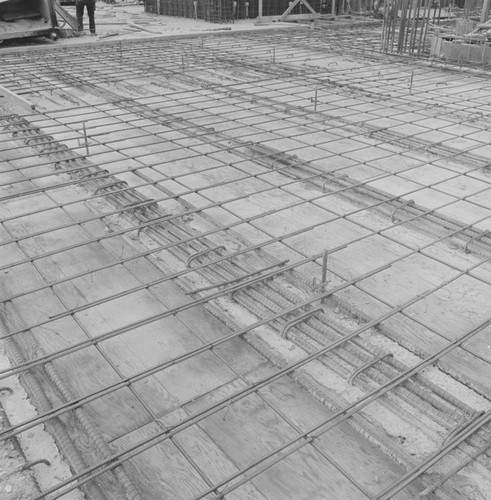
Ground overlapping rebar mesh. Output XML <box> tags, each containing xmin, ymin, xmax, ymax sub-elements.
<box><xmin>0</xmin><ymin>24</ymin><xmax>491</xmax><ymax>500</ymax></box>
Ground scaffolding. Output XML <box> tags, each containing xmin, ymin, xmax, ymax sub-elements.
<box><xmin>144</xmin><ymin>0</ymin><xmax>325</xmax><ymax>22</ymax></box>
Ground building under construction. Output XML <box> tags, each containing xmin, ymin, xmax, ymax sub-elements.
<box><xmin>1</xmin><ymin>1</ymin><xmax>491</xmax><ymax>499</ymax></box>
<box><xmin>144</xmin><ymin>0</ymin><xmax>340</xmax><ymax>22</ymax></box>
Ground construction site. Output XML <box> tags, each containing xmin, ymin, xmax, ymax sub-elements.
<box><xmin>1</xmin><ymin>0</ymin><xmax>491</xmax><ymax>499</ymax></box>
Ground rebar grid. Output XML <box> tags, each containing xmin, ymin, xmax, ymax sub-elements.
<box><xmin>1</xmin><ymin>25</ymin><xmax>491</xmax><ymax>500</ymax></box>
<box><xmin>1</xmin><ymin>80</ymin><xmax>490</xmax><ymax>246</ymax></box>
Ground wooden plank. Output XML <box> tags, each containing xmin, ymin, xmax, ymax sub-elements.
<box><xmin>299</xmin><ymin>0</ymin><xmax>318</xmax><ymax>15</ymax></box>
<box><xmin>253</xmin><ymin>203</ymin><xmax>336</xmax><ymax>238</ymax></box>
<box><xmin>160</xmin><ymin>406</ymin><xmax>267</xmax><ymax>500</ymax></box>
<box><xmin>12</xmin><ymin>294</ymin><xmax>155</xmax><ymax>441</ymax></box>
<box><xmin>126</xmin><ymin>273</ymin><xmax>273</xmax><ymax>378</ymax></box>
<box><xmin>462</xmin><ymin>326</ymin><xmax>491</xmax><ymax>364</ymax></box>
<box><xmin>57</xmin><ymin>280</ymin><xmax>237</xmax><ymax>407</ymax></box>
<box><xmin>185</xmin><ymin>386</ymin><xmax>297</xmax><ymax>465</ymax></box>
<box><xmin>358</xmin><ymin>253</ymin><xmax>458</xmax><ymax>308</ymax></box>
<box><xmin>283</xmin><ymin>218</ymin><xmax>371</xmax><ymax>256</ymax></box>
<box><xmin>6</xmin><ymin>227</ymin><xmax>186</xmax><ymax>438</ymax></box>
<box><xmin>111</xmin><ymin>422</ymin><xmax>209</xmax><ymax>500</ymax></box>
<box><xmin>279</xmin><ymin>0</ymin><xmax>303</xmax><ymax>22</ymax></box>
<box><xmin>185</xmin><ymin>386</ymin><xmax>366</xmax><ymax>499</ymax></box>
<box><xmin>336</xmin><ymin>285</ymin><xmax>491</xmax><ymax>396</ymax></box>
<box><xmin>278</xmin><ymin>0</ymin><xmax>318</xmax><ymax>21</ymax></box>
<box><xmin>261</xmin><ymin>13</ymin><xmax>321</xmax><ymax>22</ymax></box>
<box><xmin>404</xmin><ymin>274</ymin><xmax>491</xmax><ymax>341</ymax></box>
<box><xmin>442</xmin><ymin>347</ymin><xmax>491</xmax><ymax>395</ymax></box>
<box><xmin>327</xmin><ymin>234</ymin><xmax>409</xmax><ymax>277</ymax></box>
<box><xmin>259</xmin><ymin>377</ymin><xmax>419</xmax><ymax>496</ymax></box>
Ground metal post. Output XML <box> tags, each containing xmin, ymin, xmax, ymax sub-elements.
<box><xmin>320</xmin><ymin>250</ymin><xmax>328</xmax><ymax>303</ymax></box>
<box><xmin>82</xmin><ymin>122</ymin><xmax>89</xmax><ymax>156</ymax></box>
<box><xmin>482</xmin><ymin>0</ymin><xmax>491</xmax><ymax>22</ymax></box>
<box><xmin>321</xmin><ymin>250</ymin><xmax>328</xmax><ymax>284</ymax></box>
<box><xmin>258</xmin><ymin>0</ymin><xmax>263</xmax><ymax>23</ymax></box>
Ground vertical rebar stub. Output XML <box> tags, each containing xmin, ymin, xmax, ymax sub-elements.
<box><xmin>82</xmin><ymin>122</ymin><xmax>89</xmax><ymax>156</ymax></box>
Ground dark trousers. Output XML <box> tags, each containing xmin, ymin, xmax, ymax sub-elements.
<box><xmin>76</xmin><ymin>0</ymin><xmax>96</xmax><ymax>33</ymax></box>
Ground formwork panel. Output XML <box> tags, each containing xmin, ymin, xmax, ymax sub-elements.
<box><xmin>1</xmin><ymin>24</ymin><xmax>491</xmax><ymax>500</ymax></box>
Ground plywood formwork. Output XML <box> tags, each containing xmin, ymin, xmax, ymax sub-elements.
<box><xmin>1</xmin><ymin>21</ymin><xmax>491</xmax><ymax>500</ymax></box>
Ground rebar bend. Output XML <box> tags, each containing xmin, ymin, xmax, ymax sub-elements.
<box><xmin>281</xmin><ymin>307</ymin><xmax>324</xmax><ymax>338</ymax></box>
<box><xmin>21</xmin><ymin>459</ymin><xmax>51</xmax><ymax>472</ymax></box>
<box><xmin>187</xmin><ymin>259</ymin><xmax>289</xmax><ymax>296</ymax></box>
<box><xmin>442</xmin><ymin>410</ymin><xmax>485</xmax><ymax>447</ymax></box>
<box><xmin>419</xmin><ymin>439</ymin><xmax>491</xmax><ymax>497</ymax></box>
<box><xmin>94</xmin><ymin>180</ymin><xmax>129</xmax><ymax>195</ymax></box>
<box><xmin>391</xmin><ymin>199</ymin><xmax>415</xmax><ymax>223</ymax></box>
<box><xmin>186</xmin><ymin>246</ymin><xmax>226</xmax><ymax>268</ymax></box>
<box><xmin>348</xmin><ymin>353</ymin><xmax>393</xmax><ymax>386</ymax></box>
<box><xmin>465</xmin><ymin>230</ymin><xmax>490</xmax><ymax>254</ymax></box>
<box><xmin>81</xmin><ymin>168</ymin><xmax>109</xmax><ymax>179</ymax></box>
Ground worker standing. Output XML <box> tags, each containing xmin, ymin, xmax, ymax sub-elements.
<box><xmin>76</xmin><ymin>0</ymin><xmax>97</xmax><ymax>36</ymax></box>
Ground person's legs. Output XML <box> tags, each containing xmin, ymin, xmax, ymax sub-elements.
<box><xmin>75</xmin><ymin>0</ymin><xmax>85</xmax><ymax>32</ymax></box>
<box><xmin>86</xmin><ymin>0</ymin><xmax>96</xmax><ymax>34</ymax></box>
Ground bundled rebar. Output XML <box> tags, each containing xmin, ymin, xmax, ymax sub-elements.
<box><xmin>381</xmin><ymin>0</ymin><xmax>488</xmax><ymax>55</ymax></box>
<box><xmin>381</xmin><ymin>0</ymin><xmax>430</xmax><ymax>54</ymax></box>
<box><xmin>144</xmin><ymin>0</ymin><xmax>325</xmax><ymax>22</ymax></box>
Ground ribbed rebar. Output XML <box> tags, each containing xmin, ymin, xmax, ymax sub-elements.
<box><xmin>0</xmin><ymin>298</ymin><xmax>106</xmax><ymax>500</ymax></box>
